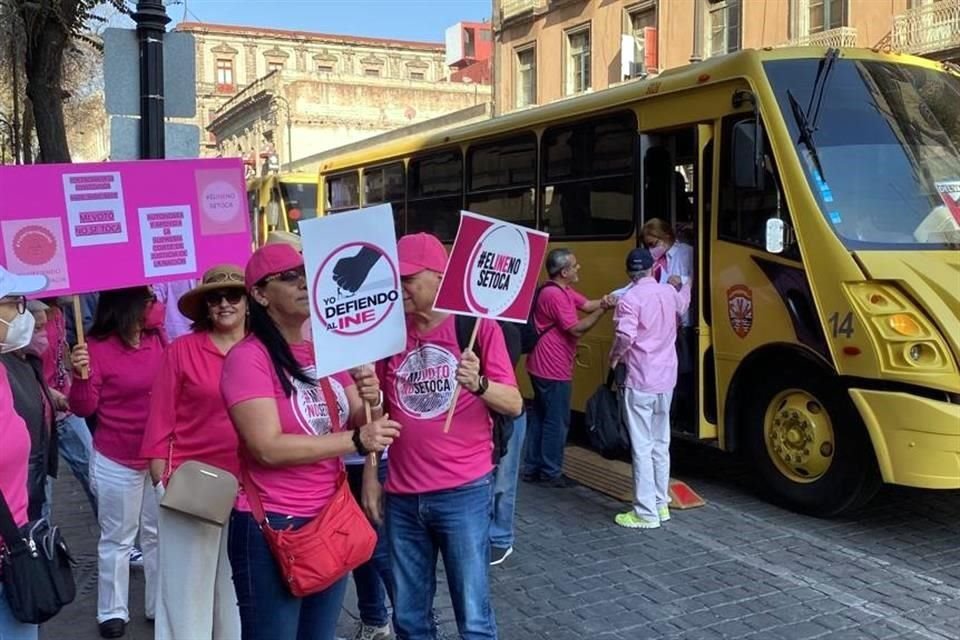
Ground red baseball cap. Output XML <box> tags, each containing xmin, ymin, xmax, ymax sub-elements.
<box><xmin>397</xmin><ymin>233</ymin><xmax>448</xmax><ymax>276</ymax></box>
<box><xmin>245</xmin><ymin>243</ymin><xmax>304</xmax><ymax>289</ymax></box>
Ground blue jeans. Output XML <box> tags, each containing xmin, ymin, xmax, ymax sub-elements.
<box><xmin>227</xmin><ymin>510</ymin><xmax>348</xmax><ymax>640</ymax></box>
<box><xmin>387</xmin><ymin>475</ymin><xmax>497</xmax><ymax>640</ymax></box>
<box><xmin>0</xmin><ymin>584</ymin><xmax>38</xmax><ymax>640</ymax></box>
<box><xmin>523</xmin><ymin>376</ymin><xmax>572</xmax><ymax>480</ymax></box>
<box><xmin>43</xmin><ymin>414</ymin><xmax>97</xmax><ymax>521</ymax></box>
<box><xmin>490</xmin><ymin>413</ymin><xmax>527</xmax><ymax>549</ymax></box>
<box><xmin>346</xmin><ymin>461</ymin><xmax>393</xmax><ymax>628</ymax></box>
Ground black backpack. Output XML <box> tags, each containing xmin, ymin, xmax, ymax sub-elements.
<box><xmin>585</xmin><ymin>367</ymin><xmax>631</xmax><ymax>459</ymax></box>
<box><xmin>519</xmin><ymin>281</ymin><xmax>561</xmax><ymax>354</ymax></box>
<box><xmin>454</xmin><ymin>316</ymin><xmax>522</xmax><ymax>465</ymax></box>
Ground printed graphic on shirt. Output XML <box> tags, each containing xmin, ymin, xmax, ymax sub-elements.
<box><xmin>289</xmin><ymin>366</ymin><xmax>348</xmax><ymax>436</ymax></box>
<box><xmin>394</xmin><ymin>345</ymin><xmax>458</xmax><ymax>420</ymax></box>
<box><xmin>727</xmin><ymin>285</ymin><xmax>754</xmax><ymax>339</ymax></box>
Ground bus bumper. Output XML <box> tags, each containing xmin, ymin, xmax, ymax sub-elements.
<box><xmin>850</xmin><ymin>389</ymin><xmax>960</xmax><ymax>489</ymax></box>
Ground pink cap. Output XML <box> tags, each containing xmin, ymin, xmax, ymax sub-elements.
<box><xmin>397</xmin><ymin>233</ymin><xmax>448</xmax><ymax>276</ymax></box>
<box><xmin>245</xmin><ymin>243</ymin><xmax>303</xmax><ymax>289</ymax></box>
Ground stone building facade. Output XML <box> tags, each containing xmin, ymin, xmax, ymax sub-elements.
<box><xmin>175</xmin><ymin>22</ymin><xmax>490</xmax><ymax>165</ymax></box>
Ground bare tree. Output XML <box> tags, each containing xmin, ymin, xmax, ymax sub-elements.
<box><xmin>8</xmin><ymin>0</ymin><xmax>125</xmax><ymax>162</ymax></box>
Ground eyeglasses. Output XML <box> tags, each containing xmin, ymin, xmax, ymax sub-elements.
<box><xmin>264</xmin><ymin>268</ymin><xmax>306</xmax><ymax>285</ymax></box>
<box><xmin>0</xmin><ymin>296</ymin><xmax>27</xmax><ymax>314</ymax></box>
<box><xmin>204</xmin><ymin>271</ymin><xmax>244</xmax><ymax>285</ymax></box>
<box><xmin>204</xmin><ymin>290</ymin><xmax>245</xmax><ymax>306</ymax></box>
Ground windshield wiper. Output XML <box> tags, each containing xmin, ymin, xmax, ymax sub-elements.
<box><xmin>787</xmin><ymin>48</ymin><xmax>839</xmax><ymax>181</ymax></box>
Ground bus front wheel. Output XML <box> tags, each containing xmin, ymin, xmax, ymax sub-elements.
<box><xmin>743</xmin><ymin>367</ymin><xmax>880</xmax><ymax>517</ymax></box>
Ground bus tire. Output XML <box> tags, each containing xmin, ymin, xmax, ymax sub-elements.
<box><xmin>742</xmin><ymin>365</ymin><xmax>881</xmax><ymax>517</ymax></box>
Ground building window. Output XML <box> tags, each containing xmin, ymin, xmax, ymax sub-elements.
<box><xmin>810</xmin><ymin>0</ymin><xmax>847</xmax><ymax>33</ymax></box>
<box><xmin>365</xmin><ymin>68</ymin><xmax>381</xmax><ymax>78</ymax></box>
<box><xmin>565</xmin><ymin>26</ymin><xmax>591</xmax><ymax>95</ymax></box>
<box><xmin>464</xmin><ymin>27</ymin><xmax>476</xmax><ymax>58</ymax></box>
<box><xmin>317</xmin><ymin>64</ymin><xmax>334</xmax><ymax>74</ymax></box>
<box><xmin>515</xmin><ymin>46</ymin><xmax>536</xmax><ymax>108</ymax></box>
<box><xmin>410</xmin><ymin>71</ymin><xmax>425</xmax><ymax>81</ymax></box>
<box><xmin>268</xmin><ymin>61</ymin><xmax>284</xmax><ymax>73</ymax></box>
<box><xmin>708</xmin><ymin>0</ymin><xmax>741</xmax><ymax>57</ymax></box>
<box><xmin>215</xmin><ymin>59</ymin><xmax>234</xmax><ymax>91</ymax></box>
<box><xmin>626</xmin><ymin>3</ymin><xmax>657</xmax><ymax>76</ymax></box>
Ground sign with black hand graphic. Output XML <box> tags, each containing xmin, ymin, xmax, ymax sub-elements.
<box><xmin>299</xmin><ymin>204</ymin><xmax>406</xmax><ymax>378</ymax></box>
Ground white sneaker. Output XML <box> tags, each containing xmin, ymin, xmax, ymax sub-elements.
<box><xmin>658</xmin><ymin>505</ymin><xmax>671</xmax><ymax>522</ymax></box>
<box><xmin>353</xmin><ymin>622</ymin><xmax>391</xmax><ymax>640</ymax></box>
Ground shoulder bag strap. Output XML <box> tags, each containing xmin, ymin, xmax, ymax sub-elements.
<box><xmin>317</xmin><ymin>377</ymin><xmax>349</xmax><ymax>484</ymax></box>
<box><xmin>0</xmin><ymin>489</ymin><xmax>25</xmax><ymax>551</ymax></box>
<box><xmin>240</xmin><ymin>457</ymin><xmax>269</xmax><ymax>528</ymax></box>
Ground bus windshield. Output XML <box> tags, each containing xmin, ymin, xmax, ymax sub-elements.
<box><xmin>764</xmin><ymin>58</ymin><xmax>960</xmax><ymax>249</ymax></box>
<box><xmin>278</xmin><ymin>181</ymin><xmax>319</xmax><ymax>233</ymax></box>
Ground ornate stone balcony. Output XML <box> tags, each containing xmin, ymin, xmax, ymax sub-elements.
<box><xmin>892</xmin><ymin>0</ymin><xmax>960</xmax><ymax>58</ymax></box>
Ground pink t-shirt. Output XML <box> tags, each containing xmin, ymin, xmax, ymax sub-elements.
<box><xmin>0</xmin><ymin>366</ymin><xmax>31</xmax><ymax>530</ymax></box>
<box><xmin>141</xmin><ymin>332</ymin><xmax>241</xmax><ymax>477</ymax></box>
<box><xmin>526</xmin><ymin>284</ymin><xmax>589</xmax><ymax>381</ymax></box>
<box><xmin>220</xmin><ymin>336</ymin><xmax>352</xmax><ymax>517</ymax></box>
<box><xmin>380</xmin><ymin>316</ymin><xmax>517</xmax><ymax>495</ymax></box>
<box><xmin>69</xmin><ymin>332</ymin><xmax>166</xmax><ymax>470</ymax></box>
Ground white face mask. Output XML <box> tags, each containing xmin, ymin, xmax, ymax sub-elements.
<box><xmin>0</xmin><ymin>311</ymin><xmax>37</xmax><ymax>354</ymax></box>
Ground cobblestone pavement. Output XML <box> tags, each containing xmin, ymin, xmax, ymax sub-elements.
<box><xmin>42</xmin><ymin>441</ymin><xmax>960</xmax><ymax>639</ymax></box>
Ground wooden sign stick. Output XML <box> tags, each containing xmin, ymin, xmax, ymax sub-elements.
<box><xmin>72</xmin><ymin>295</ymin><xmax>89</xmax><ymax>380</ymax></box>
<box><xmin>364</xmin><ymin>400</ymin><xmax>377</xmax><ymax>469</ymax></box>
<box><xmin>442</xmin><ymin>318</ymin><xmax>480</xmax><ymax>434</ymax></box>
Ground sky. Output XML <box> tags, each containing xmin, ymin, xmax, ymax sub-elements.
<box><xmin>164</xmin><ymin>0</ymin><xmax>492</xmax><ymax>43</ymax></box>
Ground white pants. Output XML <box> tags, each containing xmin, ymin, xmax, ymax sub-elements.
<box><xmin>89</xmin><ymin>449</ymin><xmax>159</xmax><ymax>623</ymax></box>
<box><xmin>623</xmin><ymin>388</ymin><xmax>673</xmax><ymax>521</ymax></box>
<box><xmin>154</xmin><ymin>485</ymin><xmax>241</xmax><ymax>640</ymax></box>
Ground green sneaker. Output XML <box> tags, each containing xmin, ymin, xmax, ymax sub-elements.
<box><xmin>658</xmin><ymin>505</ymin><xmax>671</xmax><ymax>522</ymax></box>
<box><xmin>614</xmin><ymin>511</ymin><xmax>660</xmax><ymax>529</ymax></box>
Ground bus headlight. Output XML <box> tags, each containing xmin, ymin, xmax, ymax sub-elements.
<box><xmin>844</xmin><ymin>283</ymin><xmax>956</xmax><ymax>374</ymax></box>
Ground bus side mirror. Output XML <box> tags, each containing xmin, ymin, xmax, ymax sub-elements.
<box><xmin>732</xmin><ymin>119</ymin><xmax>766</xmax><ymax>192</ymax></box>
<box><xmin>266</xmin><ymin>201</ymin><xmax>281</xmax><ymax>227</ymax></box>
<box><xmin>766</xmin><ymin>217</ymin><xmax>785</xmax><ymax>254</ymax></box>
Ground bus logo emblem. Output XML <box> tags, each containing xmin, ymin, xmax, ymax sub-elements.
<box><xmin>727</xmin><ymin>285</ymin><xmax>753</xmax><ymax>338</ymax></box>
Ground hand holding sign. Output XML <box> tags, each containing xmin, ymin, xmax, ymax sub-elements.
<box><xmin>358</xmin><ymin>414</ymin><xmax>402</xmax><ymax>452</ymax></box>
<box><xmin>455</xmin><ymin>349</ymin><xmax>482</xmax><ymax>393</ymax></box>
<box><xmin>334</xmin><ymin>246</ymin><xmax>382</xmax><ymax>294</ymax></box>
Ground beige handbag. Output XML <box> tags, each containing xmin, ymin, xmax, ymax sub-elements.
<box><xmin>160</xmin><ymin>460</ymin><xmax>238</xmax><ymax>527</ymax></box>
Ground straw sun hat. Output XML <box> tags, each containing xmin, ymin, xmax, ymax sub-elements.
<box><xmin>177</xmin><ymin>264</ymin><xmax>246</xmax><ymax>322</ymax></box>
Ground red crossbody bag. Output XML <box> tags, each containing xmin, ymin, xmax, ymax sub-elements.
<box><xmin>242</xmin><ymin>377</ymin><xmax>377</xmax><ymax>597</ymax></box>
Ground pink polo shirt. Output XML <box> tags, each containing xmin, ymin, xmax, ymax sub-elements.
<box><xmin>526</xmin><ymin>284</ymin><xmax>589</xmax><ymax>381</ymax></box>
<box><xmin>380</xmin><ymin>316</ymin><xmax>517</xmax><ymax>495</ymax></box>
<box><xmin>69</xmin><ymin>332</ymin><xmax>166</xmax><ymax>470</ymax></box>
<box><xmin>609</xmin><ymin>277</ymin><xmax>691</xmax><ymax>394</ymax></box>
<box><xmin>221</xmin><ymin>336</ymin><xmax>353</xmax><ymax>517</ymax></box>
<box><xmin>0</xmin><ymin>366</ymin><xmax>31</xmax><ymax>529</ymax></box>
<box><xmin>141</xmin><ymin>332</ymin><xmax>240</xmax><ymax>477</ymax></box>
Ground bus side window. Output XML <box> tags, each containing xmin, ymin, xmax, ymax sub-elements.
<box><xmin>363</xmin><ymin>162</ymin><xmax>406</xmax><ymax>237</ymax></box>
<box><xmin>327</xmin><ymin>171</ymin><xmax>360</xmax><ymax>213</ymax></box>
<box><xmin>407</xmin><ymin>150</ymin><xmax>463</xmax><ymax>243</ymax></box>
<box><xmin>719</xmin><ymin>115</ymin><xmax>794</xmax><ymax>254</ymax></box>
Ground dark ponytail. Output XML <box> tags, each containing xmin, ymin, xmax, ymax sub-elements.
<box><xmin>248</xmin><ymin>301</ymin><xmax>313</xmax><ymax>397</ymax></box>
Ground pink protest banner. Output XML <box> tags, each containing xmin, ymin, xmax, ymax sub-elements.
<box><xmin>434</xmin><ymin>211</ymin><xmax>549</xmax><ymax>323</ymax></box>
<box><xmin>0</xmin><ymin>158</ymin><xmax>252</xmax><ymax>295</ymax></box>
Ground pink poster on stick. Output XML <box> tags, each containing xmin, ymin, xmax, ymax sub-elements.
<box><xmin>0</xmin><ymin>158</ymin><xmax>251</xmax><ymax>296</ymax></box>
<box><xmin>433</xmin><ymin>211</ymin><xmax>550</xmax><ymax>323</ymax></box>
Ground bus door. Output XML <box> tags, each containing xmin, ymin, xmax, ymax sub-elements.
<box><xmin>638</xmin><ymin>124</ymin><xmax>714</xmax><ymax>439</ymax></box>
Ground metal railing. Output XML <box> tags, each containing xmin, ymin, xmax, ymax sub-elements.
<box><xmin>892</xmin><ymin>0</ymin><xmax>960</xmax><ymax>56</ymax></box>
<box><xmin>782</xmin><ymin>26</ymin><xmax>859</xmax><ymax>48</ymax></box>
<box><xmin>500</xmin><ymin>0</ymin><xmax>546</xmax><ymax>22</ymax></box>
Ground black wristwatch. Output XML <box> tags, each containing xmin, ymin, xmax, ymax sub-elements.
<box><xmin>472</xmin><ymin>375</ymin><xmax>489</xmax><ymax>397</ymax></box>
<box><xmin>352</xmin><ymin>429</ymin><xmax>370</xmax><ymax>456</ymax></box>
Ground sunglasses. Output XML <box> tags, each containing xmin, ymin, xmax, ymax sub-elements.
<box><xmin>264</xmin><ymin>268</ymin><xmax>306</xmax><ymax>284</ymax></box>
<box><xmin>204</xmin><ymin>289</ymin><xmax>245</xmax><ymax>306</ymax></box>
<box><xmin>0</xmin><ymin>296</ymin><xmax>27</xmax><ymax>314</ymax></box>
<box><xmin>204</xmin><ymin>271</ymin><xmax>244</xmax><ymax>285</ymax></box>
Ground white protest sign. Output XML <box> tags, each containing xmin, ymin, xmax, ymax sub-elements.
<box><xmin>300</xmin><ymin>204</ymin><xmax>406</xmax><ymax>379</ymax></box>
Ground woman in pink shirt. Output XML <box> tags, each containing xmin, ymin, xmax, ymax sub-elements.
<box><xmin>220</xmin><ymin>244</ymin><xmax>400</xmax><ymax>640</ymax></box>
<box><xmin>0</xmin><ymin>266</ymin><xmax>47</xmax><ymax>640</ymax></box>
<box><xmin>70</xmin><ymin>287</ymin><xmax>167</xmax><ymax>639</ymax></box>
<box><xmin>141</xmin><ymin>265</ymin><xmax>247</xmax><ymax>640</ymax></box>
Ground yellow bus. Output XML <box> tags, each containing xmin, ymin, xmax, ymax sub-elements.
<box><xmin>246</xmin><ymin>172</ymin><xmax>320</xmax><ymax>246</ymax></box>
<box><xmin>317</xmin><ymin>47</ymin><xmax>960</xmax><ymax>516</ymax></box>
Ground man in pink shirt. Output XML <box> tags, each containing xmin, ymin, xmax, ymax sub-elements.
<box><xmin>609</xmin><ymin>247</ymin><xmax>690</xmax><ymax>530</ymax></box>
<box><xmin>523</xmin><ymin>248</ymin><xmax>613</xmax><ymax>487</ymax></box>
<box><xmin>376</xmin><ymin>233</ymin><xmax>522</xmax><ymax>639</ymax></box>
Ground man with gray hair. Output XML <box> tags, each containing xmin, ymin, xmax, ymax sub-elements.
<box><xmin>609</xmin><ymin>247</ymin><xmax>690</xmax><ymax>529</ymax></box>
<box><xmin>523</xmin><ymin>248</ymin><xmax>614</xmax><ymax>488</ymax></box>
